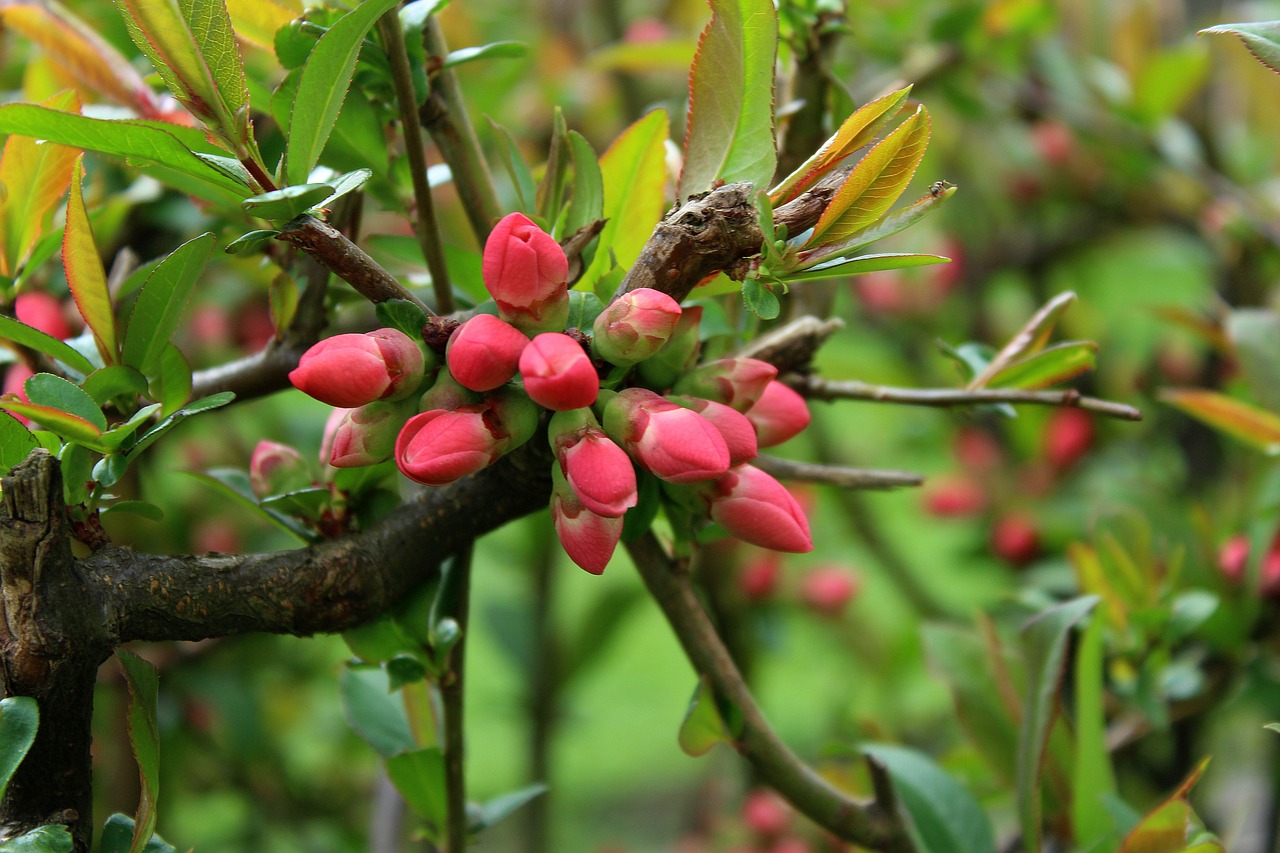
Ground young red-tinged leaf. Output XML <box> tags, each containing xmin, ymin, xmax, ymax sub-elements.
<box><xmin>284</xmin><ymin>0</ymin><xmax>400</xmax><ymax>185</ymax></box>
<box><xmin>113</xmin><ymin>0</ymin><xmax>251</xmax><ymax>153</ymax></box>
<box><xmin>1200</xmin><ymin>22</ymin><xmax>1280</xmax><ymax>76</ymax></box>
<box><xmin>1159</xmin><ymin>389</ymin><xmax>1280</xmax><ymax>454</ymax></box>
<box><xmin>986</xmin><ymin>341</ymin><xmax>1098</xmax><ymax>390</ymax></box>
<box><xmin>0</xmin><ymin>92</ymin><xmax>80</xmax><ymax>278</ymax></box>
<box><xmin>0</xmin><ymin>105</ymin><xmax>251</xmax><ymax>200</ymax></box>
<box><xmin>63</xmin><ymin>158</ymin><xmax>118</xmax><ymax>364</ymax></box>
<box><xmin>2</xmin><ymin>1</ymin><xmax>163</xmax><ymax>117</ymax></box>
<box><xmin>779</xmin><ymin>252</ymin><xmax>948</xmax><ymax>283</ymax></box>
<box><xmin>0</xmin><ymin>316</ymin><xmax>95</xmax><ymax>376</ymax></box>
<box><xmin>679</xmin><ymin>0</ymin><xmax>777</xmax><ymax>199</ymax></box>
<box><xmin>1117</xmin><ymin>758</ymin><xmax>1213</xmax><ymax>853</ymax></box>
<box><xmin>578</xmin><ymin>110</ymin><xmax>669</xmax><ymax>294</ymax></box>
<box><xmin>0</xmin><ymin>417</ymin><xmax>39</xmax><ymax>476</ymax></box>
<box><xmin>794</xmin><ymin>184</ymin><xmax>955</xmax><ymax>269</ymax></box>
<box><xmin>122</xmin><ymin>232</ymin><xmax>216</xmax><ymax>374</ymax></box>
<box><xmin>678</xmin><ymin>676</ymin><xmax>735</xmax><ymax>757</ymax></box>
<box><xmin>770</xmin><ymin>87</ymin><xmax>912</xmax><ymax>205</ymax></box>
<box><xmin>224</xmin><ymin>0</ymin><xmax>298</xmax><ymax>52</ymax></box>
<box><xmin>968</xmin><ymin>291</ymin><xmax>1077</xmax><ymax>390</ymax></box>
<box><xmin>116</xmin><ymin>648</ymin><xmax>160</xmax><ymax>853</ymax></box>
<box><xmin>0</xmin><ymin>399</ymin><xmax>104</xmax><ymax>446</ymax></box>
<box><xmin>804</xmin><ymin>106</ymin><xmax>931</xmax><ymax>250</ymax></box>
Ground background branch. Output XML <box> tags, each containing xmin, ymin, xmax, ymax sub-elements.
<box><xmin>753</xmin><ymin>455</ymin><xmax>925</xmax><ymax>490</ymax></box>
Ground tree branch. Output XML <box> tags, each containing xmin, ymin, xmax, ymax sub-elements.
<box><xmin>752</xmin><ymin>455</ymin><xmax>924</xmax><ymax>490</ymax></box>
<box><xmin>794</xmin><ymin>375</ymin><xmax>1143</xmax><ymax>421</ymax></box>
<box><xmin>625</xmin><ymin>533</ymin><xmax>916</xmax><ymax>853</ymax></box>
<box><xmin>276</xmin><ymin>215</ymin><xmax>427</xmax><ymax>310</ymax></box>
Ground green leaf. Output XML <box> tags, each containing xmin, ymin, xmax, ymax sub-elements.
<box><xmin>224</xmin><ymin>230</ymin><xmax>281</xmax><ymax>255</ymax></box>
<box><xmin>770</xmin><ymin>87</ymin><xmax>912</xmax><ymax>204</ymax></box>
<box><xmin>986</xmin><ymin>341</ymin><xmax>1098</xmax><ymax>390</ymax></box>
<box><xmin>60</xmin><ymin>443</ymin><xmax>95</xmax><ymax>505</ymax></box>
<box><xmin>375</xmin><ymin>299</ymin><xmax>429</xmax><ymax>339</ymax></box>
<box><xmin>319</xmin><ymin>168</ymin><xmax>373</xmax><ymax>207</ymax></box>
<box><xmin>82</xmin><ymin>366</ymin><xmax>149</xmax><ymax>407</ymax></box>
<box><xmin>343</xmin><ymin>615</ymin><xmax>426</xmax><ymax>667</ymax></box>
<box><xmin>968</xmin><ymin>291</ymin><xmax>1077</xmax><ymax>391</ymax></box>
<box><xmin>0</xmin><ymin>315</ymin><xmax>95</xmax><ymax>376</ymax></box>
<box><xmin>260</xmin><ymin>486</ymin><xmax>331</xmax><ymax>520</ymax></box>
<box><xmin>488</xmin><ymin>119</ymin><xmax>538</xmax><ymax>213</ymax></box>
<box><xmin>679</xmin><ymin>0</ymin><xmax>777</xmax><ymax>198</ymax></box>
<box><xmin>241</xmin><ymin>183</ymin><xmax>334</xmax><ymax>220</ymax></box>
<box><xmin>121</xmin><ymin>232</ymin><xmax>216</xmax><ymax>374</ymax></box>
<box><xmin>116</xmin><ymin>648</ymin><xmax>160</xmax><ymax>853</ymax></box>
<box><xmin>339</xmin><ymin>665</ymin><xmax>415</xmax><ymax>759</ymax></box>
<box><xmin>1016</xmin><ymin>596</ymin><xmax>1099</xmax><ymax>853</ymax></box>
<box><xmin>61</xmin><ymin>159</ymin><xmax>117</xmax><ymax>364</ymax></box>
<box><xmin>742</xmin><ymin>277</ymin><xmax>780</xmax><ymax>319</ymax></box>
<box><xmin>536</xmin><ymin>108</ymin><xmax>569</xmax><ymax>221</ymax></box>
<box><xmin>94</xmin><ymin>454</ymin><xmax>129</xmax><ymax>488</ymax></box>
<box><xmin>443</xmin><ymin>40</ymin><xmax>527</xmax><ymax>69</ymax></box>
<box><xmin>579</xmin><ymin>110</ymin><xmax>669</xmax><ymax>293</ymax></box>
<box><xmin>564</xmin><ymin>131</ymin><xmax>603</xmax><ymax>237</ymax></box>
<box><xmin>184</xmin><ymin>467</ymin><xmax>316</xmax><ymax>542</ymax></box>
<box><xmin>0</xmin><ymin>105</ymin><xmax>248</xmax><ymax>200</ymax></box>
<box><xmin>0</xmin><ymin>696</ymin><xmax>39</xmax><ymax>800</ymax></box>
<box><xmin>101</xmin><ymin>501</ymin><xmax>165</xmax><ymax>522</ymax></box>
<box><xmin>861</xmin><ymin>743</ymin><xmax>997</xmax><ymax>853</ymax></box>
<box><xmin>1226</xmin><ymin>309</ymin><xmax>1280</xmax><ymax>413</ymax></box>
<box><xmin>98</xmin><ymin>814</ymin><xmax>177</xmax><ymax>853</ymax></box>
<box><xmin>804</xmin><ymin>106</ymin><xmax>931</xmax><ymax>249</ymax></box>
<box><xmin>678</xmin><ymin>676</ymin><xmax>734</xmax><ymax>757</ymax></box>
<box><xmin>24</xmin><ymin>374</ymin><xmax>107</xmax><ymax>431</ymax></box>
<box><xmin>0</xmin><ymin>823</ymin><xmax>73</xmax><ymax>853</ymax></box>
<box><xmin>285</xmin><ymin>0</ymin><xmax>401</xmax><ymax>185</ymax></box>
<box><xmin>564</xmin><ymin>290</ymin><xmax>605</xmax><ymax>333</ymax></box>
<box><xmin>1072</xmin><ymin>615</ymin><xmax>1118</xmax><ymax>849</ymax></box>
<box><xmin>385</xmin><ymin>747</ymin><xmax>447</xmax><ymax>826</ymax></box>
<box><xmin>793</xmin><ymin>184</ymin><xmax>955</xmax><ymax>269</ymax></box>
<box><xmin>474</xmin><ymin>784</ymin><xmax>548</xmax><ymax>832</ymax></box>
<box><xmin>1117</xmin><ymin>758</ymin><xmax>1211</xmax><ymax>853</ymax></box>
<box><xmin>1159</xmin><ymin>389</ymin><xmax>1280</xmax><ymax>455</ymax></box>
<box><xmin>0</xmin><ymin>417</ymin><xmax>39</xmax><ymax>477</ymax></box>
<box><xmin>1265</xmin><ymin>722</ymin><xmax>1280</xmax><ymax>734</ymax></box>
<box><xmin>151</xmin><ymin>344</ymin><xmax>192</xmax><ymax>418</ymax></box>
<box><xmin>1200</xmin><ymin>22</ymin><xmax>1280</xmax><ymax>75</ymax></box>
<box><xmin>780</xmin><ymin>252</ymin><xmax>949</xmax><ymax>283</ymax></box>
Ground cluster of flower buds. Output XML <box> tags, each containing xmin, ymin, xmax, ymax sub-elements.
<box><xmin>288</xmin><ymin>213</ymin><xmax>814</xmax><ymax>573</ymax></box>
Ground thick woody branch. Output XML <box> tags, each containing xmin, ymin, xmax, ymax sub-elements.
<box><xmin>626</xmin><ymin>533</ymin><xmax>915</xmax><ymax>853</ymax></box>
<box><xmin>794</xmin><ymin>375</ymin><xmax>1143</xmax><ymax>421</ymax></box>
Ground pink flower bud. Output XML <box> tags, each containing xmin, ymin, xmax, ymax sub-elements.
<box><xmin>328</xmin><ymin>400</ymin><xmax>410</xmax><ymax>468</ymax></box>
<box><xmin>592</xmin><ymin>288</ymin><xmax>682</xmax><ymax>366</ymax></box>
<box><xmin>800</xmin><ymin>566</ymin><xmax>860</xmax><ymax>616</ymax></box>
<box><xmin>250</xmin><ymin>440</ymin><xmax>310</xmax><ymax>497</ymax></box>
<box><xmin>738</xmin><ymin>552</ymin><xmax>781</xmax><ymax>601</ymax></box>
<box><xmin>671</xmin><ymin>395</ymin><xmax>757</xmax><ymax>466</ymax></box>
<box><xmin>922</xmin><ymin>475</ymin><xmax>987</xmax><ymax>517</ymax></box>
<box><xmin>519</xmin><ymin>333</ymin><xmax>599</xmax><ymax>411</ymax></box>
<box><xmin>395</xmin><ymin>405</ymin><xmax>506</xmax><ymax>486</ymax></box>
<box><xmin>1043</xmin><ymin>407</ymin><xmax>1095</xmax><ymax>470</ymax></box>
<box><xmin>741</xmin><ymin>789</ymin><xmax>790</xmax><ymax>838</ymax></box>
<box><xmin>1218</xmin><ymin>534</ymin><xmax>1249</xmax><ymax>585</ymax></box>
<box><xmin>991</xmin><ymin>513</ymin><xmax>1039</xmax><ymax>566</ymax></box>
<box><xmin>702</xmin><ymin>464</ymin><xmax>812</xmax><ymax>552</ymax></box>
<box><xmin>551</xmin><ymin>468</ymin><xmax>623</xmax><ymax>574</ymax></box>
<box><xmin>483</xmin><ymin>212</ymin><xmax>569</xmax><ymax>333</ymax></box>
<box><xmin>550</xmin><ymin>409</ymin><xmax>638</xmax><ymax>518</ymax></box>
<box><xmin>15</xmin><ymin>292</ymin><xmax>73</xmax><ymax>340</ymax></box>
<box><xmin>636</xmin><ymin>305</ymin><xmax>703</xmax><ymax>390</ymax></box>
<box><xmin>673</xmin><ymin>358</ymin><xmax>777</xmax><ymax>412</ymax></box>
<box><xmin>2</xmin><ymin>364</ymin><xmax>34</xmax><ymax>426</ymax></box>
<box><xmin>746</xmin><ymin>381</ymin><xmax>810</xmax><ymax>447</ymax></box>
<box><xmin>290</xmin><ymin>328</ymin><xmax>425</xmax><ymax>408</ymax></box>
<box><xmin>603</xmin><ymin>388</ymin><xmax>730</xmax><ymax>484</ymax></box>
<box><xmin>446</xmin><ymin>314</ymin><xmax>529</xmax><ymax>392</ymax></box>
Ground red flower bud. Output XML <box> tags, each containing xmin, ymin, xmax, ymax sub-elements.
<box><xmin>551</xmin><ymin>467</ymin><xmax>623</xmax><ymax>574</ymax></box>
<box><xmin>483</xmin><ymin>212</ymin><xmax>569</xmax><ymax>333</ymax></box>
<box><xmin>738</xmin><ymin>553</ymin><xmax>781</xmax><ymax>601</ymax></box>
<box><xmin>703</xmin><ymin>464</ymin><xmax>812</xmax><ymax>552</ymax></box>
<box><xmin>592</xmin><ymin>287</ymin><xmax>682</xmax><ymax>366</ymax></box>
<box><xmin>1218</xmin><ymin>534</ymin><xmax>1249</xmax><ymax>585</ymax></box>
<box><xmin>519</xmin><ymin>332</ymin><xmax>599</xmax><ymax>411</ymax></box>
<box><xmin>550</xmin><ymin>409</ymin><xmax>637</xmax><ymax>518</ymax></box>
<box><xmin>745</xmin><ymin>381</ymin><xmax>810</xmax><ymax>447</ymax></box>
<box><xmin>290</xmin><ymin>328</ymin><xmax>425</xmax><ymax>408</ymax></box>
<box><xmin>800</xmin><ymin>566</ymin><xmax>860</xmax><ymax>616</ymax></box>
<box><xmin>741</xmin><ymin>789</ymin><xmax>790</xmax><ymax>838</ymax></box>
<box><xmin>636</xmin><ymin>304</ymin><xmax>703</xmax><ymax>390</ymax></box>
<box><xmin>446</xmin><ymin>314</ymin><xmax>528</xmax><ymax>392</ymax></box>
<box><xmin>395</xmin><ymin>406</ymin><xmax>501</xmax><ymax>486</ymax></box>
<box><xmin>991</xmin><ymin>513</ymin><xmax>1039</xmax><ymax>566</ymax></box>
<box><xmin>603</xmin><ymin>388</ymin><xmax>730</xmax><ymax>484</ymax></box>
<box><xmin>15</xmin><ymin>292</ymin><xmax>73</xmax><ymax>340</ymax></box>
<box><xmin>671</xmin><ymin>395</ymin><xmax>757</xmax><ymax>466</ymax></box>
<box><xmin>328</xmin><ymin>400</ymin><xmax>410</xmax><ymax>468</ymax></box>
<box><xmin>2</xmin><ymin>363</ymin><xmax>34</xmax><ymax>426</ymax></box>
<box><xmin>1043</xmin><ymin>407</ymin><xmax>1095</xmax><ymax>471</ymax></box>
<box><xmin>922</xmin><ymin>475</ymin><xmax>987</xmax><ymax>517</ymax></box>
<box><xmin>673</xmin><ymin>358</ymin><xmax>777</xmax><ymax>412</ymax></box>
<box><xmin>250</xmin><ymin>440</ymin><xmax>309</xmax><ymax>497</ymax></box>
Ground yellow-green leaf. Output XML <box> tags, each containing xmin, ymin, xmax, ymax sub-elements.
<box><xmin>578</xmin><ymin>109</ymin><xmax>669</xmax><ymax>294</ymax></box>
<box><xmin>1200</xmin><ymin>22</ymin><xmax>1280</xmax><ymax>76</ymax></box>
<box><xmin>0</xmin><ymin>92</ymin><xmax>80</xmax><ymax>278</ymax></box>
<box><xmin>224</xmin><ymin>0</ymin><xmax>298</xmax><ymax>52</ymax></box>
<box><xmin>804</xmin><ymin>105</ymin><xmax>931</xmax><ymax>249</ymax></box>
<box><xmin>1118</xmin><ymin>758</ymin><xmax>1211</xmax><ymax>853</ymax></box>
<box><xmin>968</xmin><ymin>291</ymin><xmax>1076</xmax><ymax>391</ymax></box>
<box><xmin>770</xmin><ymin>86</ymin><xmax>912</xmax><ymax>204</ymax></box>
<box><xmin>986</xmin><ymin>341</ymin><xmax>1098</xmax><ymax>390</ymax></box>
<box><xmin>678</xmin><ymin>0</ymin><xmax>777</xmax><ymax>199</ymax></box>
<box><xmin>1159</xmin><ymin>389</ymin><xmax>1280</xmax><ymax>455</ymax></box>
<box><xmin>63</xmin><ymin>158</ymin><xmax>118</xmax><ymax>364</ymax></box>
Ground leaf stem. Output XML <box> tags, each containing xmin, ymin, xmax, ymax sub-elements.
<box><xmin>378</xmin><ymin>12</ymin><xmax>454</xmax><ymax>314</ymax></box>
<box><xmin>440</xmin><ymin>544</ymin><xmax>473</xmax><ymax>853</ymax></box>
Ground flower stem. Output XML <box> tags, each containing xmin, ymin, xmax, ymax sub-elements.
<box><xmin>439</xmin><ymin>544</ymin><xmax>473</xmax><ymax>852</ymax></box>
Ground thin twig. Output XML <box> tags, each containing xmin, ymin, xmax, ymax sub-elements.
<box><xmin>625</xmin><ymin>534</ymin><xmax>916</xmax><ymax>852</ymax></box>
<box><xmin>379</xmin><ymin>13</ymin><xmax>453</xmax><ymax>313</ymax></box>
<box><xmin>276</xmin><ymin>215</ymin><xmax>427</xmax><ymax>310</ymax></box>
<box><xmin>440</xmin><ymin>544</ymin><xmax>474</xmax><ymax>853</ymax></box>
<box><xmin>795</xmin><ymin>375</ymin><xmax>1143</xmax><ymax>421</ymax></box>
<box><xmin>753</xmin><ymin>455</ymin><xmax>924</xmax><ymax>490</ymax></box>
